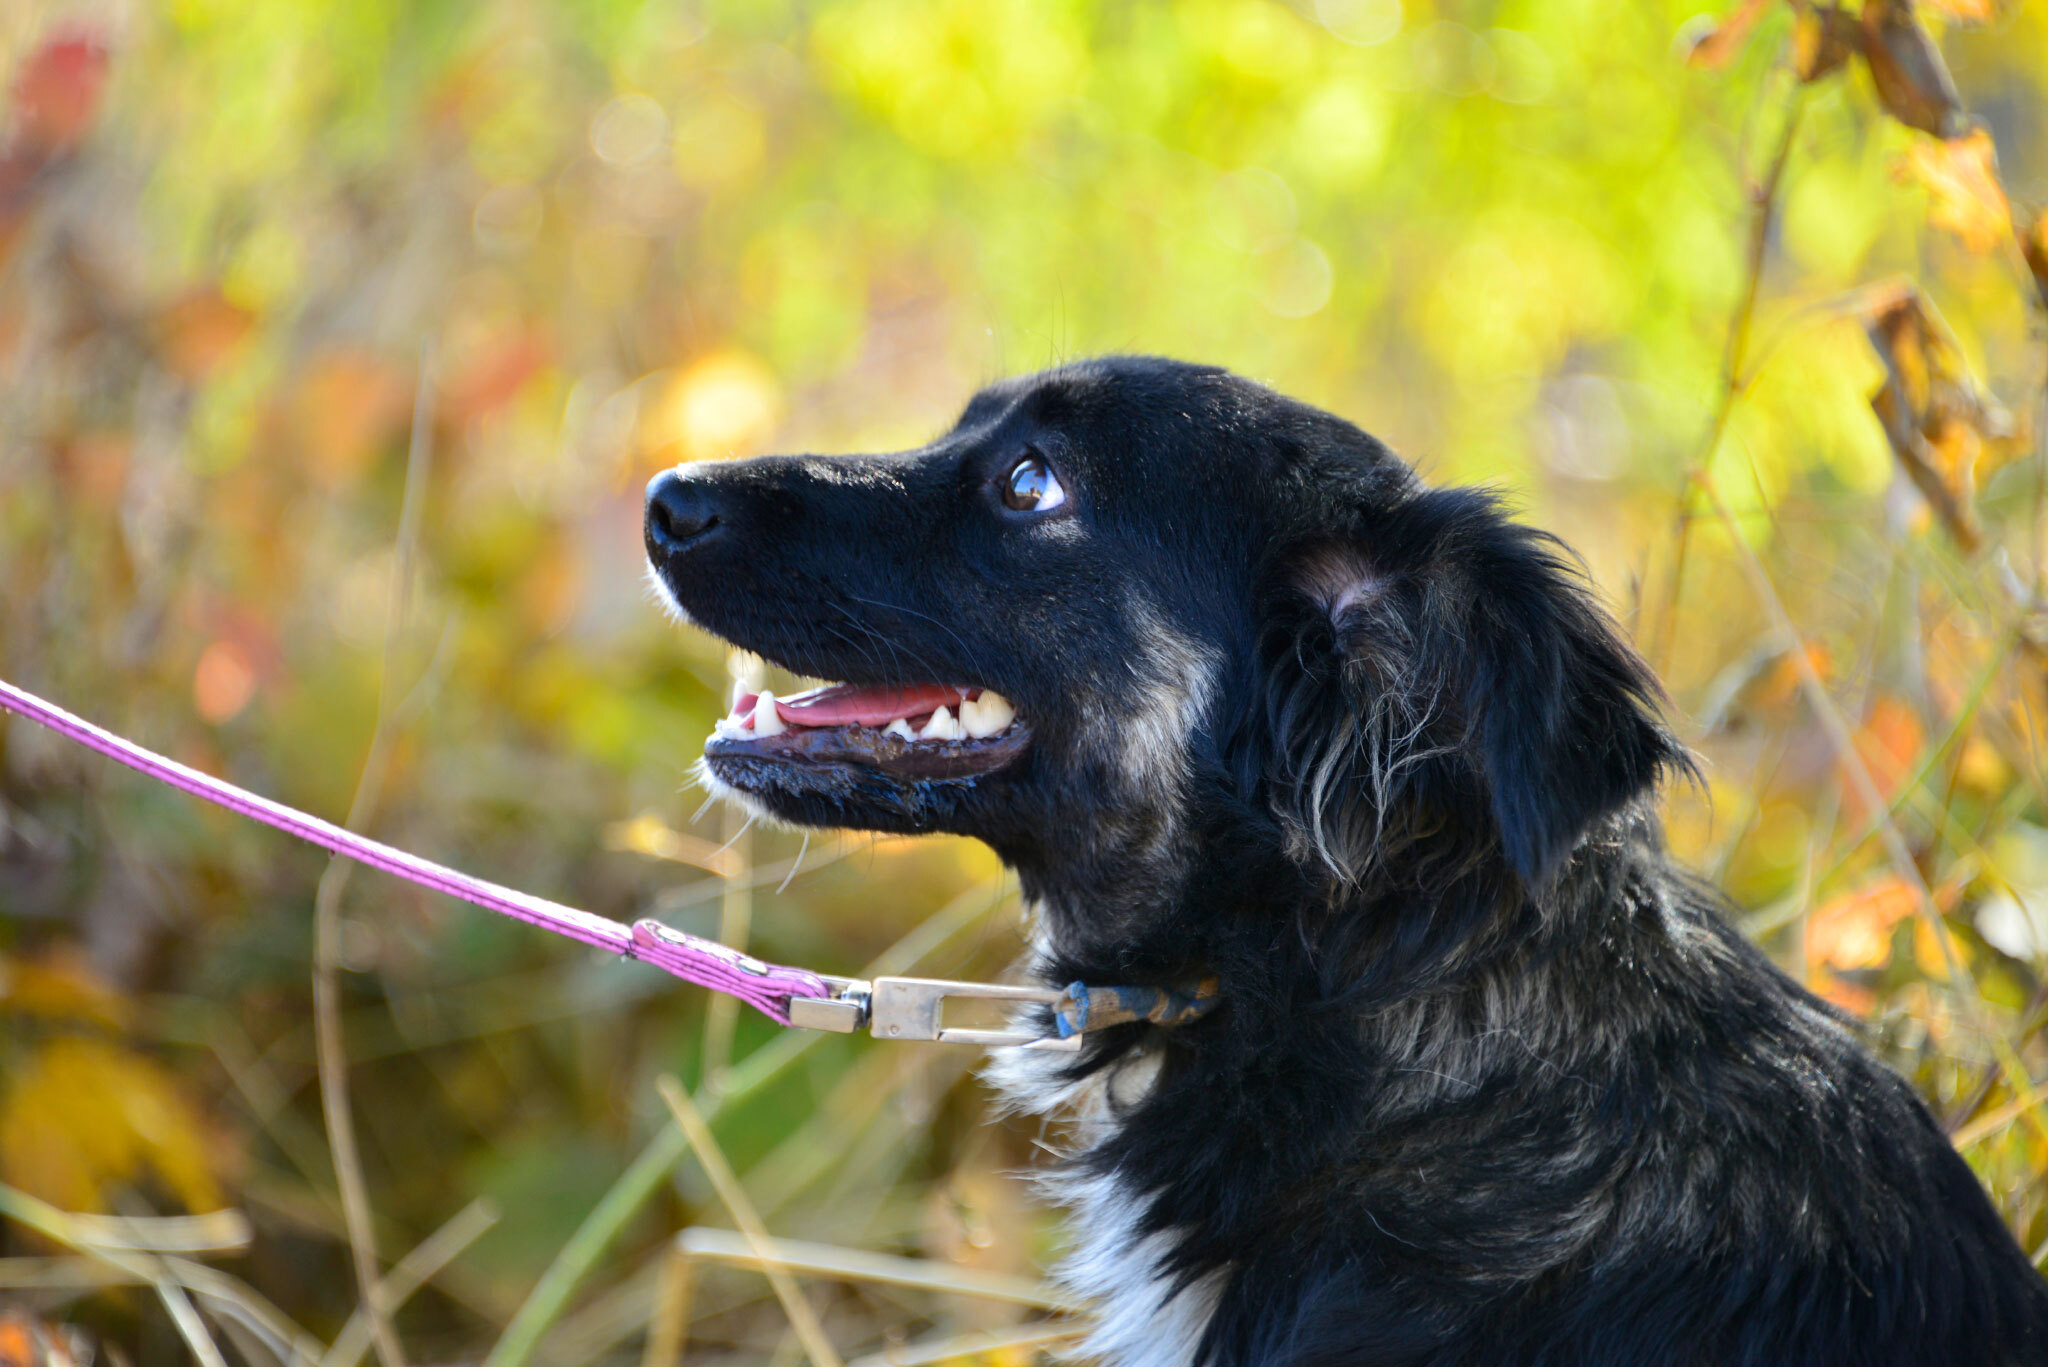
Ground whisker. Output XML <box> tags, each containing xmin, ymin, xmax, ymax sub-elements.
<box><xmin>713</xmin><ymin>813</ymin><xmax>757</xmax><ymax>858</ymax></box>
<box><xmin>776</xmin><ymin>830</ymin><xmax>813</xmax><ymax>894</ymax></box>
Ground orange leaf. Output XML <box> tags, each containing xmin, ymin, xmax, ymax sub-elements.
<box><xmin>0</xmin><ymin>1313</ymin><xmax>84</xmax><ymax>1367</ymax></box>
<box><xmin>1894</xmin><ymin>127</ymin><xmax>2010</xmax><ymax>254</ymax></box>
<box><xmin>1809</xmin><ymin>876</ymin><xmax>1918</xmax><ymax>972</ymax></box>
<box><xmin>1912</xmin><ymin>913</ymin><xmax>1972</xmax><ymax>980</ymax></box>
<box><xmin>288</xmin><ymin>351</ymin><xmax>413</xmax><ymax>490</ymax></box>
<box><xmin>1687</xmin><ymin>0</ymin><xmax>1775</xmax><ymax>69</ymax></box>
<box><xmin>1863</xmin><ymin>285</ymin><xmax>2019</xmax><ymax>551</ymax></box>
<box><xmin>1921</xmin><ymin>0</ymin><xmax>2004</xmax><ymax>22</ymax></box>
<box><xmin>445</xmin><ymin>329</ymin><xmax>549</xmax><ymax>425</ymax></box>
<box><xmin>156</xmin><ymin>288</ymin><xmax>256</xmax><ymax>382</ymax></box>
<box><xmin>193</xmin><ymin>640</ymin><xmax>257</xmax><ymax>723</ymax></box>
<box><xmin>1853</xmin><ymin>694</ymin><xmax>1925</xmax><ymax>801</ymax></box>
<box><xmin>1861</xmin><ymin>0</ymin><xmax>1967</xmax><ymax>137</ymax></box>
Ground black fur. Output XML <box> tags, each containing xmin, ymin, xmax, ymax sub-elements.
<box><xmin>644</xmin><ymin>357</ymin><xmax>2048</xmax><ymax>1366</ymax></box>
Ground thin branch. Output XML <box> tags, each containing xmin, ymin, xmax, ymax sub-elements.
<box><xmin>1699</xmin><ymin>478</ymin><xmax>2048</xmax><ymax>1148</ymax></box>
<box><xmin>324</xmin><ymin>1199</ymin><xmax>501</xmax><ymax>1367</ymax></box>
<box><xmin>311</xmin><ymin>340</ymin><xmax>437</xmax><ymax>1367</ymax></box>
<box><xmin>484</xmin><ymin>877</ymin><xmax>1012</xmax><ymax>1367</ymax></box>
<box><xmin>670</xmin><ymin>1226</ymin><xmax>1067</xmax><ymax>1308</ymax></box>
<box><xmin>1651</xmin><ymin>85</ymin><xmax>1805</xmax><ymax>671</ymax></box>
<box><xmin>641</xmin><ymin>1245</ymin><xmax>695</xmax><ymax>1367</ymax></box>
<box><xmin>843</xmin><ymin>1321</ymin><xmax>1089</xmax><ymax>1367</ymax></box>
<box><xmin>655</xmin><ymin>1077</ymin><xmax>843</xmax><ymax>1367</ymax></box>
<box><xmin>32</xmin><ymin>1207</ymin><xmax>251</xmax><ymax>1254</ymax></box>
<box><xmin>1951</xmin><ymin>1084</ymin><xmax>2046</xmax><ymax>1149</ymax></box>
<box><xmin>0</xmin><ymin>1183</ymin><xmax>238</xmax><ymax>1367</ymax></box>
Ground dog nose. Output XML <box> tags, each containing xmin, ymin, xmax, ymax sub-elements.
<box><xmin>645</xmin><ymin>468</ymin><xmax>721</xmax><ymax>557</ymax></box>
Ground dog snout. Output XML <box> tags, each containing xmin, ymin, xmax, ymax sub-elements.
<box><xmin>644</xmin><ymin>467</ymin><xmax>723</xmax><ymax>561</ymax></box>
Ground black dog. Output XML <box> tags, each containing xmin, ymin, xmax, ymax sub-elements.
<box><xmin>643</xmin><ymin>357</ymin><xmax>2048</xmax><ymax>1366</ymax></box>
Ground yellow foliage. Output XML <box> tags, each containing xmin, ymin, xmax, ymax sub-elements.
<box><xmin>0</xmin><ymin>956</ymin><xmax>128</xmax><ymax>1031</ymax></box>
<box><xmin>5</xmin><ymin>0</ymin><xmax>2048</xmax><ymax>1348</ymax></box>
<box><xmin>0</xmin><ymin>1037</ymin><xmax>221</xmax><ymax>1215</ymax></box>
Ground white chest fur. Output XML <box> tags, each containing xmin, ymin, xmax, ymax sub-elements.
<box><xmin>985</xmin><ymin>1044</ymin><xmax>1225</xmax><ymax>1367</ymax></box>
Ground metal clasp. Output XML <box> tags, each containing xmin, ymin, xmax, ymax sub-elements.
<box><xmin>785</xmin><ymin>975</ymin><xmax>869</xmax><ymax>1034</ymax></box>
<box><xmin>786</xmin><ymin>976</ymin><xmax>1081</xmax><ymax>1051</ymax></box>
<box><xmin>869</xmin><ymin>976</ymin><xmax>1080</xmax><ymax>1051</ymax></box>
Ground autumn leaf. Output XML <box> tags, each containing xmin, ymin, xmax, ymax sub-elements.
<box><xmin>0</xmin><ymin>955</ymin><xmax>224</xmax><ymax>1216</ymax></box>
<box><xmin>1686</xmin><ymin>0</ymin><xmax>1776</xmax><ymax>69</ymax></box>
<box><xmin>1850</xmin><ymin>693</ymin><xmax>1925</xmax><ymax>806</ymax></box>
<box><xmin>1792</xmin><ymin>3</ymin><xmax>1861</xmax><ymax>82</ymax></box>
<box><xmin>1861</xmin><ymin>0</ymin><xmax>1967</xmax><ymax>137</ymax></box>
<box><xmin>0</xmin><ymin>27</ymin><xmax>111</xmax><ymax>266</ymax></box>
<box><xmin>156</xmin><ymin>288</ymin><xmax>256</xmax><ymax>382</ymax></box>
<box><xmin>1912</xmin><ymin>912</ymin><xmax>1972</xmax><ymax>980</ymax></box>
<box><xmin>0</xmin><ymin>1036</ymin><xmax>222</xmax><ymax>1214</ymax></box>
<box><xmin>1863</xmin><ymin>284</ymin><xmax>2020</xmax><ymax>552</ymax></box>
<box><xmin>1809</xmin><ymin>876</ymin><xmax>1918</xmax><ymax>972</ymax></box>
<box><xmin>287</xmin><ymin>350</ymin><xmax>412</xmax><ymax>490</ymax></box>
<box><xmin>7</xmin><ymin>28</ymin><xmax>109</xmax><ymax>156</ymax></box>
<box><xmin>1893</xmin><ymin>126</ymin><xmax>2011</xmax><ymax>254</ymax></box>
<box><xmin>1920</xmin><ymin>0</ymin><xmax>2006</xmax><ymax>22</ymax></box>
<box><xmin>0</xmin><ymin>1313</ymin><xmax>87</xmax><ymax>1367</ymax></box>
<box><xmin>0</xmin><ymin>953</ymin><xmax>128</xmax><ymax>1031</ymax></box>
<box><xmin>444</xmin><ymin>328</ymin><xmax>550</xmax><ymax>425</ymax></box>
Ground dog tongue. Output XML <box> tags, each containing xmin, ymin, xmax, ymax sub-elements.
<box><xmin>774</xmin><ymin>683</ymin><xmax>971</xmax><ymax>727</ymax></box>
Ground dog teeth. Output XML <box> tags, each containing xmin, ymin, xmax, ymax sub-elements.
<box><xmin>960</xmin><ymin>691</ymin><xmax>1014</xmax><ymax>738</ymax></box>
<box><xmin>711</xmin><ymin>683</ymin><xmax>1015</xmax><ymax>745</ymax></box>
<box><xmin>751</xmin><ymin>690</ymin><xmax>787</xmax><ymax>737</ymax></box>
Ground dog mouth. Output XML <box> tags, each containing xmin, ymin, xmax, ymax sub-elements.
<box><xmin>703</xmin><ymin>681</ymin><xmax>1030</xmax><ymax>782</ymax></box>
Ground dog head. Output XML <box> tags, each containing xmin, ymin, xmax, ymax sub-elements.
<box><xmin>645</xmin><ymin>357</ymin><xmax>1682</xmax><ymax>946</ymax></box>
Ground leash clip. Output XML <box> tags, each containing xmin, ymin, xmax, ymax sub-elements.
<box><xmin>787</xmin><ymin>976</ymin><xmax>1082</xmax><ymax>1051</ymax></box>
<box><xmin>785</xmin><ymin>975</ymin><xmax>869</xmax><ymax>1034</ymax></box>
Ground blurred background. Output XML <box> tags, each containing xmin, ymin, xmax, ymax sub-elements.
<box><xmin>1</xmin><ymin>0</ymin><xmax>2045</xmax><ymax>1362</ymax></box>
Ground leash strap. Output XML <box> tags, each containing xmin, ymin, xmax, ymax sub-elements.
<box><xmin>0</xmin><ymin>677</ymin><xmax>1216</xmax><ymax>1049</ymax></box>
<box><xmin>0</xmin><ymin>678</ymin><xmax>829</xmax><ymax>1025</ymax></box>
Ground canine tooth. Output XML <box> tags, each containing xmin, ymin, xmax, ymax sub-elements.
<box><xmin>962</xmin><ymin>691</ymin><xmax>1014</xmax><ymax>738</ymax></box>
<box><xmin>920</xmin><ymin>706</ymin><xmax>963</xmax><ymax>741</ymax></box>
<box><xmin>751</xmin><ymin>690</ymin><xmax>787</xmax><ymax>737</ymax></box>
<box><xmin>883</xmin><ymin>719</ymin><xmax>917</xmax><ymax>741</ymax></box>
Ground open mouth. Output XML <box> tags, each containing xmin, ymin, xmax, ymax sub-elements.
<box><xmin>703</xmin><ymin>681</ymin><xmax>1030</xmax><ymax>782</ymax></box>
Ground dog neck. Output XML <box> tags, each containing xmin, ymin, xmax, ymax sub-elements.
<box><xmin>991</xmin><ymin>808</ymin><xmax>1689</xmax><ymax>1366</ymax></box>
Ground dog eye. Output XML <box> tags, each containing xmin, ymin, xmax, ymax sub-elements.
<box><xmin>1001</xmin><ymin>455</ymin><xmax>1066</xmax><ymax>513</ymax></box>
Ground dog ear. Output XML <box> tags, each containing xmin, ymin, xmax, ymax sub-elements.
<box><xmin>1448</xmin><ymin>496</ymin><xmax>1684</xmax><ymax>884</ymax></box>
<box><xmin>1264</xmin><ymin>489</ymin><xmax>1684</xmax><ymax>889</ymax></box>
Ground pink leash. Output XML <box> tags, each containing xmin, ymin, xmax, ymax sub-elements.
<box><xmin>0</xmin><ymin>678</ymin><xmax>831</xmax><ymax>1024</ymax></box>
